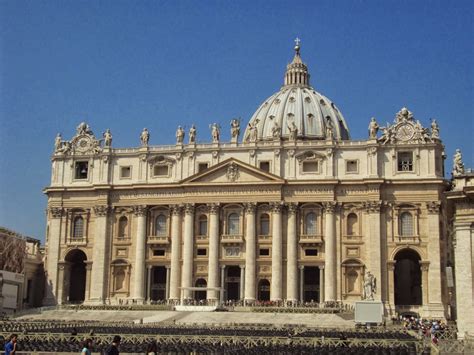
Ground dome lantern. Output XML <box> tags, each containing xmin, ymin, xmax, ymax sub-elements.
<box><xmin>284</xmin><ymin>38</ymin><xmax>310</xmax><ymax>87</ymax></box>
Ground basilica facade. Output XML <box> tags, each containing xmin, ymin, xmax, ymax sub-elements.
<box><xmin>44</xmin><ymin>42</ymin><xmax>449</xmax><ymax>318</ymax></box>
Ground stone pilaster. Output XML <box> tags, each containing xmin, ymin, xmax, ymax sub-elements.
<box><xmin>169</xmin><ymin>205</ymin><xmax>182</xmax><ymax>300</ymax></box>
<box><xmin>364</xmin><ymin>201</ymin><xmax>383</xmax><ymax>300</ymax></box>
<box><xmin>44</xmin><ymin>207</ymin><xmax>63</xmax><ymax>305</ymax></box>
<box><xmin>181</xmin><ymin>203</ymin><xmax>194</xmax><ymax>300</ymax></box>
<box><xmin>244</xmin><ymin>203</ymin><xmax>257</xmax><ymax>302</ymax></box>
<box><xmin>270</xmin><ymin>202</ymin><xmax>283</xmax><ymax>301</ymax></box>
<box><xmin>132</xmin><ymin>205</ymin><xmax>147</xmax><ymax>303</ymax></box>
<box><xmin>299</xmin><ymin>266</ymin><xmax>304</xmax><ymax>301</ymax></box>
<box><xmin>207</xmin><ymin>203</ymin><xmax>220</xmax><ymax>300</ymax></box>
<box><xmin>453</xmin><ymin>222</ymin><xmax>474</xmax><ymax>338</ymax></box>
<box><xmin>323</xmin><ymin>202</ymin><xmax>337</xmax><ymax>301</ymax></box>
<box><xmin>240</xmin><ymin>265</ymin><xmax>245</xmax><ymax>300</ymax></box>
<box><xmin>426</xmin><ymin>202</ymin><xmax>443</xmax><ymax>310</ymax></box>
<box><xmin>286</xmin><ymin>203</ymin><xmax>298</xmax><ymax>302</ymax></box>
<box><xmin>89</xmin><ymin>205</ymin><xmax>110</xmax><ymax>304</ymax></box>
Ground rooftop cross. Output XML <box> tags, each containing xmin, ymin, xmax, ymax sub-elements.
<box><xmin>294</xmin><ymin>37</ymin><xmax>301</xmax><ymax>47</ymax></box>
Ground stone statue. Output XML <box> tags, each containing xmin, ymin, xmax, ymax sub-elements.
<box><xmin>244</xmin><ymin>119</ymin><xmax>259</xmax><ymax>143</ymax></box>
<box><xmin>325</xmin><ymin>116</ymin><xmax>334</xmax><ymax>140</ymax></box>
<box><xmin>176</xmin><ymin>126</ymin><xmax>185</xmax><ymax>144</ymax></box>
<box><xmin>54</xmin><ymin>133</ymin><xmax>62</xmax><ymax>152</ymax></box>
<box><xmin>76</xmin><ymin>122</ymin><xmax>93</xmax><ymax>135</ymax></box>
<box><xmin>431</xmin><ymin>119</ymin><xmax>440</xmax><ymax>139</ymax></box>
<box><xmin>103</xmin><ymin>129</ymin><xmax>112</xmax><ymax>147</ymax></box>
<box><xmin>140</xmin><ymin>128</ymin><xmax>150</xmax><ymax>147</ymax></box>
<box><xmin>452</xmin><ymin>149</ymin><xmax>464</xmax><ymax>176</ymax></box>
<box><xmin>189</xmin><ymin>124</ymin><xmax>196</xmax><ymax>144</ymax></box>
<box><xmin>368</xmin><ymin>117</ymin><xmax>379</xmax><ymax>139</ymax></box>
<box><xmin>395</xmin><ymin>107</ymin><xmax>413</xmax><ymax>123</ymax></box>
<box><xmin>271</xmin><ymin>120</ymin><xmax>281</xmax><ymax>139</ymax></box>
<box><xmin>378</xmin><ymin>124</ymin><xmax>394</xmax><ymax>145</ymax></box>
<box><xmin>288</xmin><ymin>121</ymin><xmax>298</xmax><ymax>142</ymax></box>
<box><xmin>210</xmin><ymin>123</ymin><xmax>220</xmax><ymax>143</ymax></box>
<box><xmin>230</xmin><ymin>118</ymin><xmax>240</xmax><ymax>142</ymax></box>
<box><xmin>363</xmin><ymin>271</ymin><xmax>376</xmax><ymax>301</ymax></box>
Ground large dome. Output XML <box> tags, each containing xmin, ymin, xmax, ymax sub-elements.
<box><xmin>243</xmin><ymin>42</ymin><xmax>350</xmax><ymax>142</ymax></box>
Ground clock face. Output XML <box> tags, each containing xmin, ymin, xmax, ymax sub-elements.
<box><xmin>75</xmin><ymin>136</ymin><xmax>92</xmax><ymax>152</ymax></box>
<box><xmin>395</xmin><ymin>123</ymin><xmax>415</xmax><ymax>141</ymax></box>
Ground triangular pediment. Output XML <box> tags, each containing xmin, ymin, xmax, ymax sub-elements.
<box><xmin>181</xmin><ymin>158</ymin><xmax>285</xmax><ymax>185</ymax></box>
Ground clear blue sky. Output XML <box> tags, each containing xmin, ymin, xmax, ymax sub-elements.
<box><xmin>0</xmin><ymin>0</ymin><xmax>472</xmax><ymax>241</ymax></box>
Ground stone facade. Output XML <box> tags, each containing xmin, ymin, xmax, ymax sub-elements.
<box><xmin>44</xmin><ymin>42</ymin><xmax>450</xmax><ymax>319</ymax></box>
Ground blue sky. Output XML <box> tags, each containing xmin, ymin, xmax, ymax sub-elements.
<box><xmin>0</xmin><ymin>0</ymin><xmax>472</xmax><ymax>241</ymax></box>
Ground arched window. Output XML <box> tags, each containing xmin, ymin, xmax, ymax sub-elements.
<box><xmin>118</xmin><ymin>216</ymin><xmax>128</xmax><ymax>239</ymax></box>
<box><xmin>73</xmin><ymin>216</ymin><xmax>84</xmax><ymax>238</ymax></box>
<box><xmin>400</xmin><ymin>212</ymin><xmax>413</xmax><ymax>236</ymax></box>
<box><xmin>228</xmin><ymin>213</ymin><xmax>240</xmax><ymax>235</ymax></box>
<box><xmin>347</xmin><ymin>213</ymin><xmax>358</xmax><ymax>236</ymax></box>
<box><xmin>155</xmin><ymin>214</ymin><xmax>167</xmax><ymax>236</ymax></box>
<box><xmin>260</xmin><ymin>213</ymin><xmax>270</xmax><ymax>235</ymax></box>
<box><xmin>305</xmin><ymin>212</ymin><xmax>317</xmax><ymax>235</ymax></box>
<box><xmin>198</xmin><ymin>215</ymin><xmax>208</xmax><ymax>236</ymax></box>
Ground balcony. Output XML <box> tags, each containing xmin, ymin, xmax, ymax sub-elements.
<box><xmin>258</xmin><ymin>235</ymin><xmax>271</xmax><ymax>241</ymax></box>
<box><xmin>221</xmin><ymin>234</ymin><xmax>244</xmax><ymax>244</ymax></box>
<box><xmin>66</xmin><ymin>237</ymin><xmax>87</xmax><ymax>246</ymax></box>
<box><xmin>196</xmin><ymin>235</ymin><xmax>208</xmax><ymax>243</ymax></box>
<box><xmin>342</xmin><ymin>235</ymin><xmax>363</xmax><ymax>244</ymax></box>
<box><xmin>394</xmin><ymin>235</ymin><xmax>421</xmax><ymax>245</ymax></box>
<box><xmin>299</xmin><ymin>234</ymin><xmax>323</xmax><ymax>244</ymax></box>
<box><xmin>147</xmin><ymin>235</ymin><xmax>170</xmax><ymax>244</ymax></box>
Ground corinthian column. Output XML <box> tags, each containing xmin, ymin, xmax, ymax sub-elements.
<box><xmin>207</xmin><ymin>203</ymin><xmax>220</xmax><ymax>300</ymax></box>
<box><xmin>323</xmin><ymin>202</ymin><xmax>337</xmax><ymax>301</ymax></box>
<box><xmin>89</xmin><ymin>205</ymin><xmax>110</xmax><ymax>304</ymax></box>
<box><xmin>271</xmin><ymin>202</ymin><xmax>283</xmax><ymax>301</ymax></box>
<box><xmin>426</xmin><ymin>202</ymin><xmax>443</xmax><ymax>308</ymax></box>
<box><xmin>181</xmin><ymin>203</ymin><xmax>195</xmax><ymax>300</ymax></box>
<box><xmin>169</xmin><ymin>205</ymin><xmax>182</xmax><ymax>300</ymax></box>
<box><xmin>132</xmin><ymin>205</ymin><xmax>147</xmax><ymax>303</ymax></box>
<box><xmin>44</xmin><ymin>207</ymin><xmax>63</xmax><ymax>305</ymax></box>
<box><xmin>364</xmin><ymin>200</ymin><xmax>382</xmax><ymax>300</ymax></box>
<box><xmin>286</xmin><ymin>203</ymin><xmax>298</xmax><ymax>302</ymax></box>
<box><xmin>244</xmin><ymin>203</ymin><xmax>257</xmax><ymax>302</ymax></box>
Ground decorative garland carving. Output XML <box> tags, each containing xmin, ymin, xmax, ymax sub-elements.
<box><xmin>226</xmin><ymin>162</ymin><xmax>240</xmax><ymax>182</ymax></box>
<box><xmin>49</xmin><ymin>207</ymin><xmax>64</xmax><ymax>218</ymax></box>
<box><xmin>426</xmin><ymin>201</ymin><xmax>441</xmax><ymax>214</ymax></box>
<box><xmin>93</xmin><ymin>205</ymin><xmax>109</xmax><ymax>217</ymax></box>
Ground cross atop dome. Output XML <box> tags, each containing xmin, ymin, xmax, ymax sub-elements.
<box><xmin>284</xmin><ymin>37</ymin><xmax>310</xmax><ymax>87</ymax></box>
<box><xmin>294</xmin><ymin>37</ymin><xmax>301</xmax><ymax>53</ymax></box>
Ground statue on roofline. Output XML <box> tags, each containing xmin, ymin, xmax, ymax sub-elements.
<box><xmin>368</xmin><ymin>117</ymin><xmax>379</xmax><ymax>139</ymax></box>
<box><xmin>103</xmin><ymin>129</ymin><xmax>112</xmax><ymax>147</ymax></box>
<box><xmin>188</xmin><ymin>124</ymin><xmax>196</xmax><ymax>144</ymax></box>
<box><xmin>176</xmin><ymin>126</ymin><xmax>185</xmax><ymax>144</ymax></box>
<box><xmin>140</xmin><ymin>128</ymin><xmax>150</xmax><ymax>147</ymax></box>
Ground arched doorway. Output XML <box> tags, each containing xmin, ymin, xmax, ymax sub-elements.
<box><xmin>195</xmin><ymin>278</ymin><xmax>207</xmax><ymax>301</ymax></box>
<box><xmin>303</xmin><ymin>267</ymin><xmax>320</xmax><ymax>302</ymax></box>
<box><xmin>258</xmin><ymin>279</ymin><xmax>270</xmax><ymax>301</ymax></box>
<box><xmin>225</xmin><ymin>266</ymin><xmax>241</xmax><ymax>300</ymax></box>
<box><xmin>65</xmin><ymin>249</ymin><xmax>87</xmax><ymax>303</ymax></box>
<box><xmin>394</xmin><ymin>249</ymin><xmax>422</xmax><ymax>305</ymax></box>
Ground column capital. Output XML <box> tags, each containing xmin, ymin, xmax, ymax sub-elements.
<box><xmin>426</xmin><ymin>201</ymin><xmax>441</xmax><ymax>214</ymax></box>
<box><xmin>420</xmin><ymin>261</ymin><xmax>430</xmax><ymax>271</ymax></box>
<box><xmin>184</xmin><ymin>203</ymin><xmax>195</xmax><ymax>215</ymax></box>
<box><xmin>298</xmin><ymin>265</ymin><xmax>305</xmax><ymax>270</ymax></box>
<box><xmin>363</xmin><ymin>200</ymin><xmax>382</xmax><ymax>213</ymax></box>
<box><xmin>244</xmin><ymin>202</ymin><xmax>257</xmax><ymax>214</ymax></box>
<box><xmin>287</xmin><ymin>203</ymin><xmax>298</xmax><ymax>215</ymax></box>
<box><xmin>170</xmin><ymin>204</ymin><xmax>182</xmax><ymax>216</ymax></box>
<box><xmin>132</xmin><ymin>205</ymin><xmax>148</xmax><ymax>216</ymax></box>
<box><xmin>387</xmin><ymin>260</ymin><xmax>396</xmax><ymax>271</ymax></box>
<box><xmin>48</xmin><ymin>206</ymin><xmax>64</xmax><ymax>218</ymax></box>
<box><xmin>322</xmin><ymin>201</ymin><xmax>337</xmax><ymax>213</ymax></box>
<box><xmin>93</xmin><ymin>205</ymin><xmax>110</xmax><ymax>217</ymax></box>
<box><xmin>239</xmin><ymin>265</ymin><xmax>245</xmax><ymax>269</ymax></box>
<box><xmin>207</xmin><ymin>203</ymin><xmax>220</xmax><ymax>214</ymax></box>
<box><xmin>270</xmin><ymin>201</ymin><xmax>284</xmax><ymax>213</ymax></box>
<box><xmin>221</xmin><ymin>265</ymin><xmax>226</xmax><ymax>270</ymax></box>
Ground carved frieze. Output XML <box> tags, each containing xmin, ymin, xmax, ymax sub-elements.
<box><xmin>426</xmin><ymin>201</ymin><xmax>441</xmax><ymax>214</ymax></box>
<box><xmin>226</xmin><ymin>162</ymin><xmax>240</xmax><ymax>182</ymax></box>
<box><xmin>49</xmin><ymin>207</ymin><xmax>64</xmax><ymax>218</ymax></box>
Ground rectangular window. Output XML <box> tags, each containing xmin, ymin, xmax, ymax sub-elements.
<box><xmin>74</xmin><ymin>162</ymin><xmax>89</xmax><ymax>179</ymax></box>
<box><xmin>259</xmin><ymin>248</ymin><xmax>270</xmax><ymax>256</ymax></box>
<box><xmin>397</xmin><ymin>152</ymin><xmax>413</xmax><ymax>172</ymax></box>
<box><xmin>197</xmin><ymin>248</ymin><xmax>207</xmax><ymax>256</ymax></box>
<box><xmin>153</xmin><ymin>249</ymin><xmax>165</xmax><ymax>257</ymax></box>
<box><xmin>120</xmin><ymin>166</ymin><xmax>131</xmax><ymax>178</ymax></box>
<box><xmin>302</xmin><ymin>161</ymin><xmax>318</xmax><ymax>173</ymax></box>
<box><xmin>346</xmin><ymin>160</ymin><xmax>358</xmax><ymax>173</ymax></box>
<box><xmin>305</xmin><ymin>249</ymin><xmax>318</xmax><ymax>256</ymax></box>
<box><xmin>153</xmin><ymin>165</ymin><xmax>169</xmax><ymax>177</ymax></box>
<box><xmin>198</xmin><ymin>163</ymin><xmax>209</xmax><ymax>173</ymax></box>
<box><xmin>259</xmin><ymin>161</ymin><xmax>270</xmax><ymax>172</ymax></box>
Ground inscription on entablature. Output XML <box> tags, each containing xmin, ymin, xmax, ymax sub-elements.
<box><xmin>284</xmin><ymin>187</ymin><xmax>333</xmax><ymax>197</ymax></box>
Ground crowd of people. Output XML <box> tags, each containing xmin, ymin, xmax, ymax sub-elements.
<box><xmin>399</xmin><ymin>315</ymin><xmax>449</xmax><ymax>344</ymax></box>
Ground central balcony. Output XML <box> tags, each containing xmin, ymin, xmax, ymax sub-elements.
<box><xmin>147</xmin><ymin>235</ymin><xmax>170</xmax><ymax>244</ymax></box>
<box><xmin>221</xmin><ymin>234</ymin><xmax>244</xmax><ymax>244</ymax></box>
<box><xmin>299</xmin><ymin>234</ymin><xmax>323</xmax><ymax>244</ymax></box>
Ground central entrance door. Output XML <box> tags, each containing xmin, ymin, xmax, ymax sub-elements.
<box><xmin>225</xmin><ymin>266</ymin><xmax>241</xmax><ymax>301</ymax></box>
<box><xmin>303</xmin><ymin>266</ymin><xmax>320</xmax><ymax>302</ymax></box>
<box><xmin>65</xmin><ymin>249</ymin><xmax>87</xmax><ymax>303</ymax></box>
<box><xmin>151</xmin><ymin>266</ymin><xmax>166</xmax><ymax>301</ymax></box>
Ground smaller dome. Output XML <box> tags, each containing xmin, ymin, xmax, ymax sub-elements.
<box><xmin>243</xmin><ymin>40</ymin><xmax>350</xmax><ymax>142</ymax></box>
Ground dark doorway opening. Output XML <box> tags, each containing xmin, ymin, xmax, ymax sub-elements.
<box><xmin>225</xmin><ymin>266</ymin><xmax>241</xmax><ymax>301</ymax></box>
<box><xmin>65</xmin><ymin>249</ymin><xmax>87</xmax><ymax>303</ymax></box>
<box><xmin>151</xmin><ymin>266</ymin><xmax>166</xmax><ymax>301</ymax></box>
<box><xmin>258</xmin><ymin>279</ymin><xmax>270</xmax><ymax>301</ymax></box>
<box><xmin>394</xmin><ymin>249</ymin><xmax>422</xmax><ymax>305</ymax></box>
<box><xmin>195</xmin><ymin>278</ymin><xmax>207</xmax><ymax>301</ymax></box>
<box><xmin>304</xmin><ymin>266</ymin><xmax>320</xmax><ymax>302</ymax></box>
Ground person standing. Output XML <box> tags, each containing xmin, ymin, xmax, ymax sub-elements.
<box><xmin>81</xmin><ymin>339</ymin><xmax>92</xmax><ymax>355</ymax></box>
<box><xmin>4</xmin><ymin>334</ymin><xmax>17</xmax><ymax>355</ymax></box>
<box><xmin>104</xmin><ymin>335</ymin><xmax>121</xmax><ymax>355</ymax></box>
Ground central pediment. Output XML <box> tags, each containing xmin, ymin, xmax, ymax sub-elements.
<box><xmin>181</xmin><ymin>158</ymin><xmax>285</xmax><ymax>186</ymax></box>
